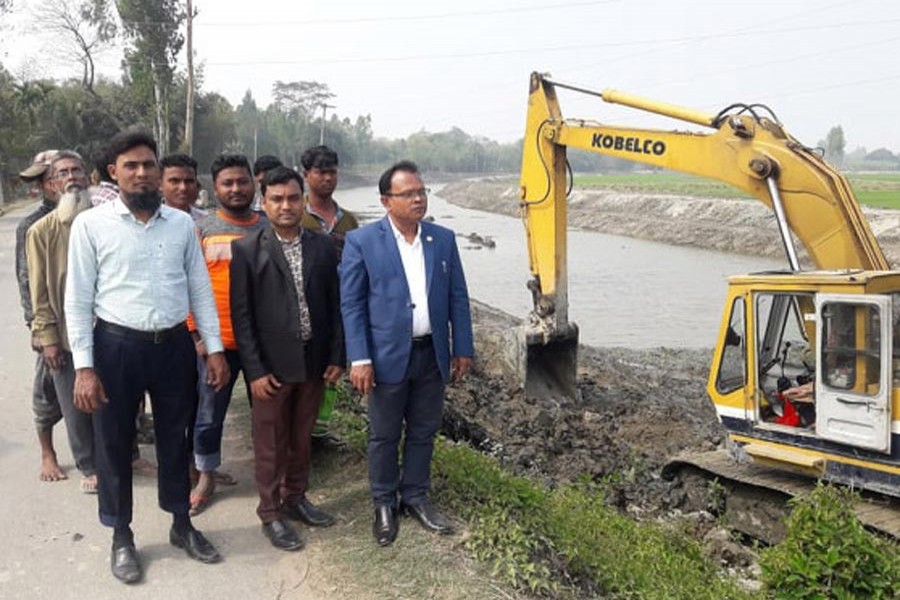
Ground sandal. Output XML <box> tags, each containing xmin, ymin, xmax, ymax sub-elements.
<box><xmin>212</xmin><ymin>471</ymin><xmax>237</xmax><ymax>486</ymax></box>
<box><xmin>189</xmin><ymin>493</ymin><xmax>213</xmax><ymax>516</ymax></box>
<box><xmin>80</xmin><ymin>476</ymin><xmax>99</xmax><ymax>494</ymax></box>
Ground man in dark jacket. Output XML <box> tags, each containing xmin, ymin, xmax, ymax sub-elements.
<box><xmin>15</xmin><ymin>149</ymin><xmax>65</xmax><ymax>482</ymax></box>
<box><xmin>230</xmin><ymin>166</ymin><xmax>345</xmax><ymax>552</ymax></box>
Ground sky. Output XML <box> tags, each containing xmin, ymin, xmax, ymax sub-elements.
<box><xmin>3</xmin><ymin>0</ymin><xmax>900</xmax><ymax>151</ymax></box>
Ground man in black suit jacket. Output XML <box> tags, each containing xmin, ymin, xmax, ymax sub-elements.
<box><xmin>230</xmin><ymin>167</ymin><xmax>345</xmax><ymax>552</ymax></box>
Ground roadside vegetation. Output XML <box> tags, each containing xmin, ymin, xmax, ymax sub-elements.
<box><xmin>572</xmin><ymin>172</ymin><xmax>900</xmax><ymax>207</ymax></box>
<box><xmin>324</xmin><ymin>384</ymin><xmax>900</xmax><ymax>599</ymax></box>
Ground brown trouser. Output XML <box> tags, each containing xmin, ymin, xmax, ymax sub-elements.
<box><xmin>252</xmin><ymin>379</ymin><xmax>324</xmax><ymax>523</ymax></box>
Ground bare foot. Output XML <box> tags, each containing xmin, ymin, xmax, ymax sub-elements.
<box><xmin>80</xmin><ymin>474</ymin><xmax>98</xmax><ymax>494</ymax></box>
<box><xmin>132</xmin><ymin>457</ymin><xmax>158</xmax><ymax>477</ymax></box>
<box><xmin>40</xmin><ymin>452</ymin><xmax>67</xmax><ymax>482</ymax></box>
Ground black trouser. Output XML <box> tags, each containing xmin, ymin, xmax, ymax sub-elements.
<box><xmin>92</xmin><ymin>322</ymin><xmax>196</xmax><ymax>528</ymax></box>
<box><xmin>367</xmin><ymin>341</ymin><xmax>445</xmax><ymax>507</ymax></box>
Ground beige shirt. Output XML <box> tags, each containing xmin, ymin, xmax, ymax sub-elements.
<box><xmin>26</xmin><ymin>197</ymin><xmax>80</xmax><ymax>350</ymax></box>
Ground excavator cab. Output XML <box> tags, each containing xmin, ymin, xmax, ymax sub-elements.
<box><xmin>708</xmin><ymin>272</ymin><xmax>899</xmax><ymax>494</ymax></box>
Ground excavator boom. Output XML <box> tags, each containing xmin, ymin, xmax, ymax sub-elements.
<box><xmin>518</xmin><ymin>71</ymin><xmax>887</xmax><ymax>398</ymax></box>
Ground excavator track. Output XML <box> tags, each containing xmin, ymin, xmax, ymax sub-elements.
<box><xmin>664</xmin><ymin>450</ymin><xmax>900</xmax><ymax>543</ymax></box>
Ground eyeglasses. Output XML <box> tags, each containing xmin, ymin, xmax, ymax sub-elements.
<box><xmin>54</xmin><ymin>167</ymin><xmax>86</xmax><ymax>180</ymax></box>
<box><xmin>384</xmin><ymin>187</ymin><xmax>430</xmax><ymax>200</ymax></box>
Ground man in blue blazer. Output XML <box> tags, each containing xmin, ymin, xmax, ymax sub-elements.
<box><xmin>341</xmin><ymin>160</ymin><xmax>474</xmax><ymax>546</ymax></box>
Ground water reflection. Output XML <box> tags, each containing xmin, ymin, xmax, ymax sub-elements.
<box><xmin>336</xmin><ymin>185</ymin><xmax>782</xmax><ymax>348</ymax></box>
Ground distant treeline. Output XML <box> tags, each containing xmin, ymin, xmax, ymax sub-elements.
<box><xmin>4</xmin><ymin>66</ymin><xmax>896</xmax><ymax>202</ymax></box>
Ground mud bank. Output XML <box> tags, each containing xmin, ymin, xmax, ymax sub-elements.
<box><xmin>440</xmin><ymin>179</ymin><xmax>900</xmax><ymax>267</ymax></box>
<box><xmin>445</xmin><ymin>301</ymin><xmax>721</xmax><ymax>514</ymax></box>
<box><xmin>444</xmin><ymin>302</ymin><xmax>763</xmax><ymax>572</ymax></box>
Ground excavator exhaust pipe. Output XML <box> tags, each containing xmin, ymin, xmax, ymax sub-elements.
<box><xmin>522</xmin><ymin>323</ymin><xmax>579</xmax><ymax>400</ymax></box>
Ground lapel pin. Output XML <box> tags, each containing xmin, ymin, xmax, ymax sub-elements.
<box><xmin>426</xmin><ymin>235</ymin><xmax>433</xmax><ymax>242</ymax></box>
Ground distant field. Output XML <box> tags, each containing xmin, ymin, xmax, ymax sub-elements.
<box><xmin>572</xmin><ymin>172</ymin><xmax>900</xmax><ymax>208</ymax></box>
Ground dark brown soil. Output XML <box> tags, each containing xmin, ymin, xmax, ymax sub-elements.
<box><xmin>443</xmin><ymin>303</ymin><xmax>722</xmax><ymax>516</ymax></box>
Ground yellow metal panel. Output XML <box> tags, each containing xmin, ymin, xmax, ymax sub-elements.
<box><xmin>731</xmin><ymin>435</ymin><xmax>900</xmax><ymax>476</ymax></box>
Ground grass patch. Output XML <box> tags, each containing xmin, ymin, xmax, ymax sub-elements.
<box><xmin>571</xmin><ymin>172</ymin><xmax>900</xmax><ymax>207</ymax></box>
<box><xmin>432</xmin><ymin>442</ymin><xmax>754</xmax><ymax>599</ymax></box>
<box><xmin>574</xmin><ymin>173</ymin><xmax>750</xmax><ymax>199</ymax></box>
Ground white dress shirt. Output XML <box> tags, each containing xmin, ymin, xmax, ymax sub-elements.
<box><xmin>351</xmin><ymin>218</ymin><xmax>431</xmax><ymax>368</ymax></box>
<box><xmin>388</xmin><ymin>218</ymin><xmax>431</xmax><ymax>338</ymax></box>
<box><xmin>65</xmin><ymin>197</ymin><xmax>224</xmax><ymax>369</ymax></box>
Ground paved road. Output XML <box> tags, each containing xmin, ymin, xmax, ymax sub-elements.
<box><xmin>0</xmin><ymin>203</ymin><xmax>311</xmax><ymax>599</ymax></box>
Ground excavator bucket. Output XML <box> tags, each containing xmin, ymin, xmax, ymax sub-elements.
<box><xmin>523</xmin><ymin>323</ymin><xmax>579</xmax><ymax>399</ymax></box>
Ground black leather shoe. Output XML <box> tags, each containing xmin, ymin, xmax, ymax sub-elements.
<box><xmin>110</xmin><ymin>544</ymin><xmax>142</xmax><ymax>584</ymax></box>
<box><xmin>284</xmin><ymin>497</ymin><xmax>336</xmax><ymax>527</ymax></box>
<box><xmin>373</xmin><ymin>505</ymin><xmax>398</xmax><ymax>546</ymax></box>
<box><xmin>262</xmin><ymin>519</ymin><xmax>305</xmax><ymax>551</ymax></box>
<box><xmin>169</xmin><ymin>527</ymin><xmax>222</xmax><ymax>564</ymax></box>
<box><xmin>401</xmin><ymin>501</ymin><xmax>453</xmax><ymax>535</ymax></box>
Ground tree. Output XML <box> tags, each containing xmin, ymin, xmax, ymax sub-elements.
<box><xmin>35</xmin><ymin>0</ymin><xmax>117</xmax><ymax>94</ymax></box>
<box><xmin>116</xmin><ymin>0</ymin><xmax>185</xmax><ymax>154</ymax></box>
<box><xmin>823</xmin><ymin>125</ymin><xmax>846</xmax><ymax>167</ymax></box>
<box><xmin>272</xmin><ymin>80</ymin><xmax>334</xmax><ymax>117</ymax></box>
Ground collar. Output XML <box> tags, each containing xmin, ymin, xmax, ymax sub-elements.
<box><xmin>113</xmin><ymin>196</ymin><xmax>168</xmax><ymax>221</ymax></box>
<box><xmin>274</xmin><ymin>228</ymin><xmax>304</xmax><ymax>244</ymax></box>
<box><xmin>387</xmin><ymin>216</ymin><xmax>420</xmax><ymax>246</ymax></box>
<box><xmin>304</xmin><ymin>196</ymin><xmax>343</xmax><ymax>222</ymax></box>
<box><xmin>216</xmin><ymin>208</ymin><xmax>259</xmax><ymax>226</ymax></box>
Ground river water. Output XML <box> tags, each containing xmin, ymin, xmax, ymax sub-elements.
<box><xmin>337</xmin><ymin>185</ymin><xmax>783</xmax><ymax>348</ymax></box>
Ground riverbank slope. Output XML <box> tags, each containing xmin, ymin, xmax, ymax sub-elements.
<box><xmin>440</xmin><ymin>179</ymin><xmax>900</xmax><ymax>266</ymax></box>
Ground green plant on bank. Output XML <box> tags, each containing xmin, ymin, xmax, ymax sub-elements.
<box><xmin>758</xmin><ymin>484</ymin><xmax>900</xmax><ymax>599</ymax></box>
<box><xmin>432</xmin><ymin>441</ymin><xmax>753</xmax><ymax>599</ymax></box>
<box><xmin>571</xmin><ymin>172</ymin><xmax>900</xmax><ymax>208</ymax></box>
<box><xmin>328</xmin><ymin>382</ymin><xmax>369</xmax><ymax>454</ymax></box>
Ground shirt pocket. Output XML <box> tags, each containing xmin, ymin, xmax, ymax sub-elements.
<box><xmin>153</xmin><ymin>239</ymin><xmax>187</xmax><ymax>282</ymax></box>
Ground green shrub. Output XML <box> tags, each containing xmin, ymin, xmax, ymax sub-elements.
<box><xmin>759</xmin><ymin>484</ymin><xmax>900</xmax><ymax>599</ymax></box>
<box><xmin>433</xmin><ymin>441</ymin><xmax>754</xmax><ymax>599</ymax></box>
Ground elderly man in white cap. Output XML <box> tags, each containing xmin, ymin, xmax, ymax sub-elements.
<box><xmin>15</xmin><ymin>149</ymin><xmax>69</xmax><ymax>482</ymax></box>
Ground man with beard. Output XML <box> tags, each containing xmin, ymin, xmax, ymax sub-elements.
<box><xmin>27</xmin><ymin>151</ymin><xmax>98</xmax><ymax>494</ymax></box>
<box><xmin>160</xmin><ymin>153</ymin><xmax>207</xmax><ymax>221</ymax></box>
<box><xmin>231</xmin><ymin>166</ymin><xmax>344</xmax><ymax>551</ymax></box>
<box><xmin>16</xmin><ymin>149</ymin><xmax>66</xmax><ymax>482</ymax></box>
<box><xmin>187</xmin><ymin>154</ymin><xmax>267</xmax><ymax>515</ymax></box>
<box><xmin>66</xmin><ymin>130</ymin><xmax>230</xmax><ymax>584</ymax></box>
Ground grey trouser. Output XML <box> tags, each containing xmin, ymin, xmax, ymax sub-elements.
<box><xmin>49</xmin><ymin>352</ymin><xmax>96</xmax><ymax>477</ymax></box>
<box><xmin>32</xmin><ymin>352</ymin><xmax>61</xmax><ymax>430</ymax></box>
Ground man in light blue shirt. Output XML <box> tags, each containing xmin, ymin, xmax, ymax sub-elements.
<box><xmin>66</xmin><ymin>130</ymin><xmax>230</xmax><ymax>585</ymax></box>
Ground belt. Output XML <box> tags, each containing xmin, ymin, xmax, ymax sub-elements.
<box><xmin>96</xmin><ymin>319</ymin><xmax>187</xmax><ymax>344</ymax></box>
<box><xmin>412</xmin><ymin>334</ymin><xmax>433</xmax><ymax>347</ymax></box>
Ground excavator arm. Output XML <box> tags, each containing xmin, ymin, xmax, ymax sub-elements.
<box><xmin>518</xmin><ymin>71</ymin><xmax>887</xmax><ymax>398</ymax></box>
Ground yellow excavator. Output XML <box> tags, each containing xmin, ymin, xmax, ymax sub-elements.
<box><xmin>518</xmin><ymin>72</ymin><xmax>900</xmax><ymax>538</ymax></box>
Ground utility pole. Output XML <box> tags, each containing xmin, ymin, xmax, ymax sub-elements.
<box><xmin>319</xmin><ymin>102</ymin><xmax>335</xmax><ymax>145</ymax></box>
<box><xmin>184</xmin><ymin>0</ymin><xmax>195</xmax><ymax>155</ymax></box>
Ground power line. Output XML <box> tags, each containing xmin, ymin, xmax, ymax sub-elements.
<box><xmin>203</xmin><ymin>17</ymin><xmax>900</xmax><ymax>67</ymax></box>
<box><xmin>118</xmin><ymin>0</ymin><xmax>622</xmax><ymax>27</ymax></box>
